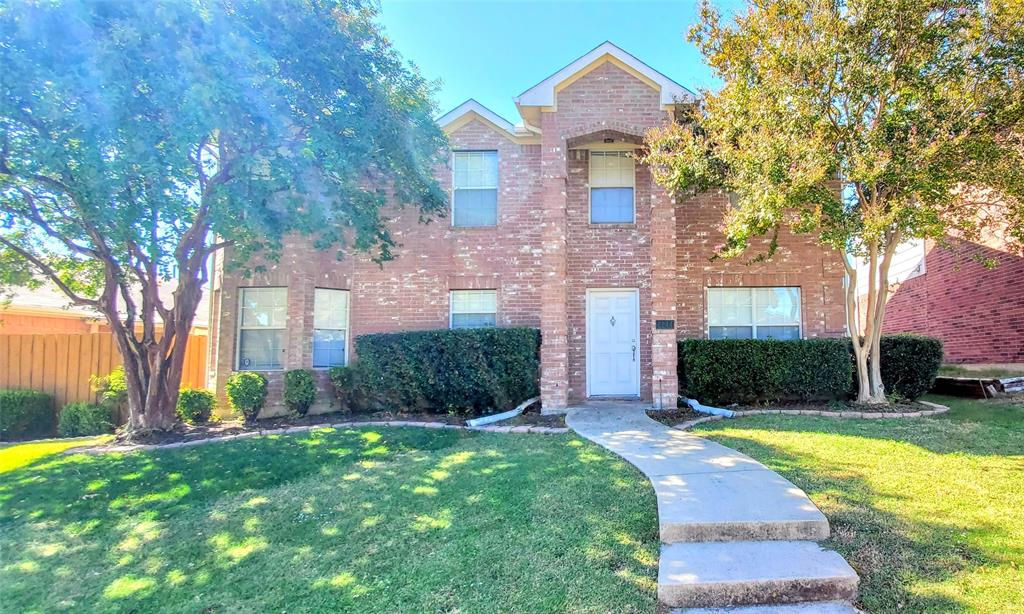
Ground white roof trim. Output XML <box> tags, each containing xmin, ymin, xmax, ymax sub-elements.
<box><xmin>437</xmin><ymin>99</ymin><xmax>517</xmax><ymax>135</ymax></box>
<box><xmin>514</xmin><ymin>41</ymin><xmax>697</xmax><ymax>108</ymax></box>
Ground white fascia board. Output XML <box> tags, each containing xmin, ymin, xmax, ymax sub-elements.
<box><xmin>436</xmin><ymin>99</ymin><xmax>517</xmax><ymax>135</ymax></box>
<box><xmin>514</xmin><ymin>41</ymin><xmax>698</xmax><ymax>108</ymax></box>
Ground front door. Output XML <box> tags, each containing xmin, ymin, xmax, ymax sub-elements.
<box><xmin>586</xmin><ymin>289</ymin><xmax>640</xmax><ymax>397</ymax></box>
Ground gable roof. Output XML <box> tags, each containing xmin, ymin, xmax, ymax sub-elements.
<box><xmin>435</xmin><ymin>99</ymin><xmax>539</xmax><ymax>144</ymax></box>
<box><xmin>515</xmin><ymin>41</ymin><xmax>697</xmax><ymax>109</ymax></box>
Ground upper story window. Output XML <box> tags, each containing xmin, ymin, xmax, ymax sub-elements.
<box><xmin>313</xmin><ymin>288</ymin><xmax>349</xmax><ymax>368</ymax></box>
<box><xmin>707</xmin><ymin>287</ymin><xmax>801</xmax><ymax>340</ymax></box>
<box><xmin>450</xmin><ymin>289</ymin><xmax>497</xmax><ymax>329</ymax></box>
<box><xmin>590</xmin><ymin>151</ymin><xmax>635</xmax><ymax>223</ymax></box>
<box><xmin>452</xmin><ymin>151</ymin><xmax>498</xmax><ymax>227</ymax></box>
<box><xmin>237</xmin><ymin>287</ymin><xmax>287</xmax><ymax>370</ymax></box>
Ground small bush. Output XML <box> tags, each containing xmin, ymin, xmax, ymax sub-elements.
<box><xmin>0</xmin><ymin>390</ymin><xmax>55</xmax><ymax>441</ymax></box>
<box><xmin>679</xmin><ymin>338</ymin><xmax>853</xmax><ymax>404</ymax></box>
<box><xmin>57</xmin><ymin>402</ymin><xmax>113</xmax><ymax>437</ymax></box>
<box><xmin>91</xmin><ymin>366</ymin><xmax>128</xmax><ymax>423</ymax></box>
<box><xmin>877</xmin><ymin>334</ymin><xmax>944</xmax><ymax>401</ymax></box>
<box><xmin>343</xmin><ymin>327</ymin><xmax>540</xmax><ymax>417</ymax></box>
<box><xmin>327</xmin><ymin>364</ymin><xmax>369</xmax><ymax>411</ymax></box>
<box><xmin>176</xmin><ymin>388</ymin><xmax>216</xmax><ymax>424</ymax></box>
<box><xmin>283</xmin><ymin>369</ymin><xmax>317</xmax><ymax>416</ymax></box>
<box><xmin>225</xmin><ymin>371</ymin><xmax>268</xmax><ymax>421</ymax></box>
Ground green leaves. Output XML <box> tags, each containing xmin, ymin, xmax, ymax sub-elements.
<box><xmin>644</xmin><ymin>0</ymin><xmax>1024</xmax><ymax>258</ymax></box>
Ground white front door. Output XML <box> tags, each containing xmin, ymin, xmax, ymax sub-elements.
<box><xmin>586</xmin><ymin>289</ymin><xmax>640</xmax><ymax>397</ymax></box>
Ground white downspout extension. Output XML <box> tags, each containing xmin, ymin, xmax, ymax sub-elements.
<box><xmin>679</xmin><ymin>396</ymin><xmax>736</xmax><ymax>418</ymax></box>
<box><xmin>465</xmin><ymin>396</ymin><xmax>541</xmax><ymax>427</ymax></box>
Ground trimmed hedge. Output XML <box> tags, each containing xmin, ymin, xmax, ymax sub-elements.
<box><xmin>225</xmin><ymin>371</ymin><xmax>268</xmax><ymax>421</ymax></box>
<box><xmin>176</xmin><ymin>388</ymin><xmax>216</xmax><ymax>424</ymax></box>
<box><xmin>679</xmin><ymin>338</ymin><xmax>853</xmax><ymax>404</ymax></box>
<box><xmin>332</xmin><ymin>327</ymin><xmax>540</xmax><ymax>417</ymax></box>
<box><xmin>58</xmin><ymin>402</ymin><xmax>114</xmax><ymax>437</ymax></box>
<box><xmin>0</xmin><ymin>390</ymin><xmax>55</xmax><ymax>441</ymax></box>
<box><xmin>283</xmin><ymin>369</ymin><xmax>316</xmax><ymax>416</ymax></box>
<box><xmin>874</xmin><ymin>334</ymin><xmax>944</xmax><ymax>401</ymax></box>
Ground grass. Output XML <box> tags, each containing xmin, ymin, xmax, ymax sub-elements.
<box><xmin>0</xmin><ymin>436</ymin><xmax>110</xmax><ymax>474</ymax></box>
<box><xmin>696</xmin><ymin>394</ymin><xmax>1024</xmax><ymax>613</ymax></box>
<box><xmin>0</xmin><ymin>427</ymin><xmax>657</xmax><ymax>613</ymax></box>
<box><xmin>938</xmin><ymin>364</ymin><xmax>1024</xmax><ymax>379</ymax></box>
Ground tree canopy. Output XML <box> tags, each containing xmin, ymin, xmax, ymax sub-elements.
<box><xmin>0</xmin><ymin>0</ymin><xmax>448</xmax><ymax>430</ymax></box>
<box><xmin>643</xmin><ymin>0</ymin><xmax>1024</xmax><ymax>402</ymax></box>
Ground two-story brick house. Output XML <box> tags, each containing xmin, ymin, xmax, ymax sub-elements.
<box><xmin>206</xmin><ymin>42</ymin><xmax>848</xmax><ymax>415</ymax></box>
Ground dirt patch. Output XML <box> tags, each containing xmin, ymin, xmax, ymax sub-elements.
<box><xmin>117</xmin><ymin>405</ymin><xmax>562</xmax><ymax>445</ymax></box>
<box><xmin>730</xmin><ymin>399</ymin><xmax>935</xmax><ymax>414</ymax></box>
<box><xmin>646</xmin><ymin>406</ymin><xmax>701</xmax><ymax>427</ymax></box>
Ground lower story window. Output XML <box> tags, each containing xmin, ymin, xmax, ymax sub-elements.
<box><xmin>313</xmin><ymin>288</ymin><xmax>349</xmax><ymax>368</ymax></box>
<box><xmin>707</xmin><ymin>287</ymin><xmax>801</xmax><ymax>340</ymax></box>
<box><xmin>237</xmin><ymin>287</ymin><xmax>287</xmax><ymax>370</ymax></box>
<box><xmin>450</xmin><ymin>289</ymin><xmax>497</xmax><ymax>329</ymax></box>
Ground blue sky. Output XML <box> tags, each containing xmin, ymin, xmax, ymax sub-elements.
<box><xmin>377</xmin><ymin>1</ymin><xmax>745</xmax><ymax>123</ymax></box>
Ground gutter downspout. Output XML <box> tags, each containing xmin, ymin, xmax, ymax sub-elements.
<box><xmin>466</xmin><ymin>396</ymin><xmax>541</xmax><ymax>427</ymax></box>
<box><xmin>679</xmin><ymin>396</ymin><xmax>736</xmax><ymax>418</ymax></box>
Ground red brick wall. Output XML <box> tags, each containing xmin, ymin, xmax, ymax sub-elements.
<box><xmin>881</xmin><ymin>239</ymin><xmax>1024</xmax><ymax>364</ymax></box>
<box><xmin>209</xmin><ymin>60</ymin><xmax>849</xmax><ymax>414</ymax></box>
<box><xmin>675</xmin><ymin>190</ymin><xmax>848</xmax><ymax>339</ymax></box>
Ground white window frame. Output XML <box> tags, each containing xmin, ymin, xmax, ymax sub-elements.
<box><xmin>312</xmin><ymin>288</ymin><xmax>351</xmax><ymax>369</ymax></box>
<box><xmin>451</xmin><ymin>150</ymin><xmax>498</xmax><ymax>228</ymax></box>
<box><xmin>449</xmin><ymin>289</ymin><xmax>498</xmax><ymax>329</ymax></box>
<box><xmin>235</xmin><ymin>286</ymin><xmax>287</xmax><ymax>371</ymax></box>
<box><xmin>588</xmin><ymin>150</ymin><xmax>636</xmax><ymax>224</ymax></box>
<box><xmin>705</xmin><ymin>287</ymin><xmax>803</xmax><ymax>340</ymax></box>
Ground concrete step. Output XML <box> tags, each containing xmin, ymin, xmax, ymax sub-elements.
<box><xmin>673</xmin><ymin>601</ymin><xmax>860</xmax><ymax>614</ymax></box>
<box><xmin>654</xmin><ymin>470</ymin><xmax>830</xmax><ymax>543</ymax></box>
<box><xmin>659</xmin><ymin>541</ymin><xmax>858</xmax><ymax>609</ymax></box>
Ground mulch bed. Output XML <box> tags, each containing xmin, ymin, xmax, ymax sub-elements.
<box><xmin>730</xmin><ymin>399</ymin><xmax>935</xmax><ymax>414</ymax></box>
<box><xmin>646</xmin><ymin>406</ymin><xmax>701</xmax><ymax>427</ymax></box>
<box><xmin>117</xmin><ymin>405</ymin><xmax>564</xmax><ymax>446</ymax></box>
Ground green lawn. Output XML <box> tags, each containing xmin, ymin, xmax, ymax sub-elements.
<box><xmin>0</xmin><ymin>428</ymin><xmax>657</xmax><ymax>613</ymax></box>
<box><xmin>696</xmin><ymin>395</ymin><xmax>1024</xmax><ymax>614</ymax></box>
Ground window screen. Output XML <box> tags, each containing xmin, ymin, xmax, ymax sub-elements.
<box><xmin>707</xmin><ymin>287</ymin><xmax>801</xmax><ymax>340</ymax></box>
<box><xmin>453</xmin><ymin>151</ymin><xmax>498</xmax><ymax>227</ymax></box>
<box><xmin>237</xmin><ymin>287</ymin><xmax>287</xmax><ymax>370</ymax></box>
<box><xmin>450</xmin><ymin>290</ymin><xmax>497</xmax><ymax>329</ymax></box>
<box><xmin>313</xmin><ymin>288</ymin><xmax>349</xmax><ymax>368</ymax></box>
<box><xmin>590</xmin><ymin>151</ymin><xmax>635</xmax><ymax>223</ymax></box>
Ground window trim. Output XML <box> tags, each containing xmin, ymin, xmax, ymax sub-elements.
<box><xmin>312</xmin><ymin>287</ymin><xmax>351</xmax><ymax>370</ymax></box>
<box><xmin>588</xmin><ymin>150</ymin><xmax>636</xmax><ymax>225</ymax></box>
<box><xmin>451</xmin><ymin>149</ymin><xmax>499</xmax><ymax>228</ymax></box>
<box><xmin>704</xmin><ymin>286</ymin><xmax>803</xmax><ymax>340</ymax></box>
<box><xmin>235</xmin><ymin>286</ymin><xmax>287</xmax><ymax>371</ymax></box>
<box><xmin>449</xmin><ymin>289</ymin><xmax>498</xmax><ymax>329</ymax></box>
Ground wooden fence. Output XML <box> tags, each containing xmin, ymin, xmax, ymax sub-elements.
<box><xmin>0</xmin><ymin>333</ymin><xmax>207</xmax><ymax>409</ymax></box>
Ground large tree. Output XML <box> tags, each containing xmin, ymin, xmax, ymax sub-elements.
<box><xmin>643</xmin><ymin>0</ymin><xmax>1023</xmax><ymax>403</ymax></box>
<box><xmin>0</xmin><ymin>0</ymin><xmax>447</xmax><ymax>432</ymax></box>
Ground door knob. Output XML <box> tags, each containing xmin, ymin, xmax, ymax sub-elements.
<box><xmin>632</xmin><ymin>343</ymin><xmax>637</xmax><ymax>361</ymax></box>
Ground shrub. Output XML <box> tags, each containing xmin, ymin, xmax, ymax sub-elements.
<box><xmin>176</xmin><ymin>388</ymin><xmax>216</xmax><ymax>424</ymax></box>
<box><xmin>343</xmin><ymin>327</ymin><xmax>540</xmax><ymax>417</ymax></box>
<box><xmin>91</xmin><ymin>366</ymin><xmax>128</xmax><ymax>423</ymax></box>
<box><xmin>225</xmin><ymin>371</ymin><xmax>267</xmax><ymax>421</ymax></box>
<box><xmin>875</xmin><ymin>334</ymin><xmax>943</xmax><ymax>401</ymax></box>
<box><xmin>327</xmin><ymin>364</ymin><xmax>369</xmax><ymax>411</ymax></box>
<box><xmin>283</xmin><ymin>369</ymin><xmax>317</xmax><ymax>416</ymax></box>
<box><xmin>679</xmin><ymin>338</ymin><xmax>853</xmax><ymax>404</ymax></box>
<box><xmin>57</xmin><ymin>402</ymin><xmax>113</xmax><ymax>437</ymax></box>
<box><xmin>0</xmin><ymin>390</ymin><xmax>55</xmax><ymax>441</ymax></box>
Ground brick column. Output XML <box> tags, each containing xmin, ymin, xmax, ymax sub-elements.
<box><xmin>649</xmin><ymin>179</ymin><xmax>679</xmax><ymax>409</ymax></box>
<box><xmin>539</xmin><ymin>112</ymin><xmax>569</xmax><ymax>412</ymax></box>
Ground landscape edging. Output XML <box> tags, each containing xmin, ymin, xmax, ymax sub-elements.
<box><xmin>671</xmin><ymin>400</ymin><xmax>950</xmax><ymax>431</ymax></box>
<box><xmin>64</xmin><ymin>421</ymin><xmax>570</xmax><ymax>455</ymax></box>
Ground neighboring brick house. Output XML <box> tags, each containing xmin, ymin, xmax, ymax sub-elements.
<box><xmin>858</xmin><ymin>229</ymin><xmax>1024</xmax><ymax>366</ymax></box>
<box><xmin>207</xmin><ymin>42</ymin><xmax>848</xmax><ymax>415</ymax></box>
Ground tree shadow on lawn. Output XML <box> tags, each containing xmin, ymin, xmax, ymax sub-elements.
<box><xmin>700</xmin><ymin>420</ymin><xmax>1023</xmax><ymax>614</ymax></box>
<box><xmin>0</xmin><ymin>428</ymin><xmax>659</xmax><ymax>614</ymax></box>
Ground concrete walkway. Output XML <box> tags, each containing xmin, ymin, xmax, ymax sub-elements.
<box><xmin>566</xmin><ymin>403</ymin><xmax>859</xmax><ymax>612</ymax></box>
